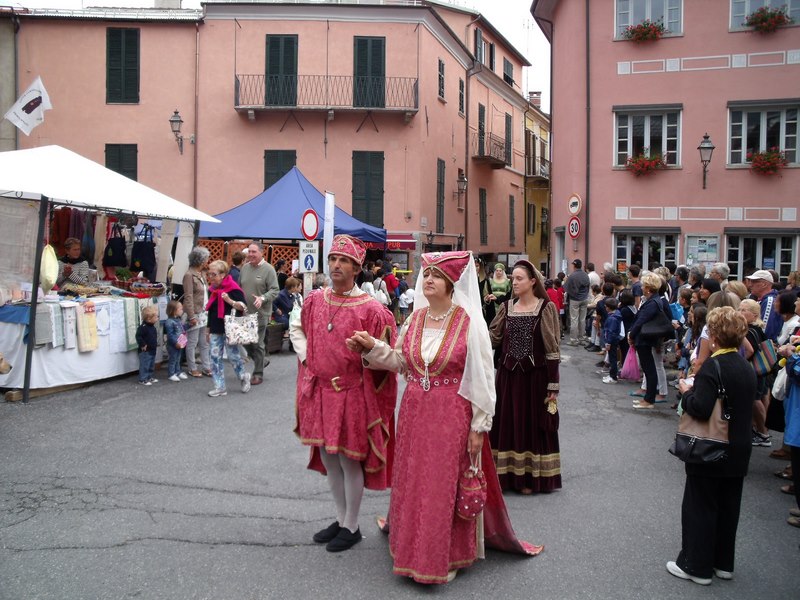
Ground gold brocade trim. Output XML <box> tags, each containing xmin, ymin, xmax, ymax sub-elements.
<box><xmin>545</xmin><ymin>352</ymin><xmax>560</xmax><ymax>361</ymax></box>
<box><xmin>323</xmin><ymin>288</ymin><xmax>374</xmax><ymax>307</ymax></box>
<box><xmin>492</xmin><ymin>449</ymin><xmax>561</xmax><ymax>477</ymax></box>
<box><xmin>408</xmin><ymin>305</ymin><xmax>466</xmax><ymax>377</ymax></box>
<box><xmin>429</xmin><ymin>308</ymin><xmax>466</xmax><ymax>377</ymax></box>
<box><xmin>391</xmin><ymin>553</ymin><xmax>477</xmax><ymax>583</ymax></box>
<box><xmin>547</xmin><ymin>383</ymin><xmax>560</xmax><ymax>391</ymax></box>
<box><xmin>324</xmin><ymin>444</ymin><xmax>367</xmax><ymax>460</ymax></box>
<box><xmin>299</xmin><ymin>436</ymin><xmax>325</xmax><ymax>446</ymax></box>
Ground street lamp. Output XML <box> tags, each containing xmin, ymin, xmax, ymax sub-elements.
<box><xmin>697</xmin><ymin>133</ymin><xmax>715</xmax><ymax>189</ymax></box>
<box><xmin>456</xmin><ymin>233</ymin><xmax>464</xmax><ymax>251</ymax></box>
<box><xmin>453</xmin><ymin>172</ymin><xmax>467</xmax><ymax>208</ymax></box>
<box><xmin>426</xmin><ymin>230</ymin><xmax>435</xmax><ymax>251</ymax></box>
<box><xmin>169</xmin><ymin>109</ymin><xmax>184</xmax><ymax>154</ymax></box>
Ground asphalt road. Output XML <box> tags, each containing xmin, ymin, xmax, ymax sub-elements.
<box><xmin>0</xmin><ymin>339</ymin><xmax>796</xmax><ymax>600</ymax></box>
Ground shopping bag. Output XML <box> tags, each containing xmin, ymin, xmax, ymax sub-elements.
<box><xmin>753</xmin><ymin>339</ymin><xmax>779</xmax><ymax>376</ymax></box>
<box><xmin>176</xmin><ymin>332</ymin><xmax>188</xmax><ymax>349</ymax></box>
<box><xmin>130</xmin><ymin>224</ymin><xmax>156</xmax><ymax>281</ymax></box>
<box><xmin>619</xmin><ymin>347</ymin><xmax>641</xmax><ymax>381</ymax></box>
<box><xmin>224</xmin><ymin>309</ymin><xmax>259</xmax><ymax>346</ymax></box>
<box><xmin>102</xmin><ymin>223</ymin><xmax>128</xmax><ymax>268</ymax></box>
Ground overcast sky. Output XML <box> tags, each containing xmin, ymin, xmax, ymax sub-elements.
<box><xmin>13</xmin><ymin>0</ymin><xmax>551</xmax><ymax>111</ymax></box>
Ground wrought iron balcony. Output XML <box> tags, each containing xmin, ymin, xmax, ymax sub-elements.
<box><xmin>471</xmin><ymin>131</ymin><xmax>510</xmax><ymax>168</ymax></box>
<box><xmin>235</xmin><ymin>74</ymin><xmax>418</xmax><ymax>115</ymax></box>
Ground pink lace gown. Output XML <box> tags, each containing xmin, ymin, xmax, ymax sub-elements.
<box><xmin>386</xmin><ymin>306</ymin><xmax>542</xmax><ymax>584</ymax></box>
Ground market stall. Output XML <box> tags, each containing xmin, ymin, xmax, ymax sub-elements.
<box><xmin>0</xmin><ymin>145</ymin><xmax>219</xmax><ymax>400</ymax></box>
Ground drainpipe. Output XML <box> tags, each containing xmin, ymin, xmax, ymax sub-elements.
<box><xmin>584</xmin><ymin>0</ymin><xmax>591</xmax><ymax>265</ymax></box>
<box><xmin>192</xmin><ymin>22</ymin><xmax>200</xmax><ymax>209</ymax></box>
<box><xmin>463</xmin><ymin>13</ymin><xmax>481</xmax><ymax>251</ymax></box>
<box><xmin>535</xmin><ymin>8</ymin><xmax>555</xmax><ymax>275</ymax></box>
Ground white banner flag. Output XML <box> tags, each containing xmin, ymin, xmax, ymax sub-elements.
<box><xmin>3</xmin><ymin>76</ymin><xmax>53</xmax><ymax>136</ymax></box>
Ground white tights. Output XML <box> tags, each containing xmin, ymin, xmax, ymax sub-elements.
<box><xmin>319</xmin><ymin>449</ymin><xmax>364</xmax><ymax>533</ymax></box>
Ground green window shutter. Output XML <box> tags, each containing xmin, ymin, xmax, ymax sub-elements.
<box><xmin>509</xmin><ymin>195</ymin><xmax>516</xmax><ymax>246</ymax></box>
<box><xmin>478</xmin><ymin>104</ymin><xmax>486</xmax><ymax>156</ymax></box>
<box><xmin>489</xmin><ymin>43</ymin><xmax>495</xmax><ymax>71</ymax></box>
<box><xmin>436</xmin><ymin>158</ymin><xmax>445</xmax><ymax>233</ymax></box>
<box><xmin>503</xmin><ymin>58</ymin><xmax>514</xmax><ymax>86</ymax></box>
<box><xmin>105</xmin><ymin>144</ymin><xmax>137</xmax><ymax>181</ymax></box>
<box><xmin>354</xmin><ymin>37</ymin><xmax>385</xmax><ymax>108</ymax></box>
<box><xmin>505</xmin><ymin>113</ymin><xmax>512</xmax><ymax>166</ymax></box>
<box><xmin>479</xmin><ymin>188</ymin><xmax>488</xmax><ymax>245</ymax></box>
<box><xmin>107</xmin><ymin>28</ymin><xmax>139</xmax><ymax>103</ymax></box>
<box><xmin>438</xmin><ymin>59</ymin><xmax>445</xmax><ymax>99</ymax></box>
<box><xmin>458</xmin><ymin>78</ymin><xmax>464</xmax><ymax>114</ymax></box>
<box><xmin>266</xmin><ymin>35</ymin><xmax>298</xmax><ymax>106</ymax></box>
<box><xmin>352</xmin><ymin>151</ymin><xmax>384</xmax><ymax>227</ymax></box>
<box><xmin>474</xmin><ymin>28</ymin><xmax>483</xmax><ymax>63</ymax></box>
<box><xmin>264</xmin><ymin>150</ymin><xmax>296</xmax><ymax>190</ymax></box>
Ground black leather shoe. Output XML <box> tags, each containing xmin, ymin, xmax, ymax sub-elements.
<box><xmin>326</xmin><ymin>527</ymin><xmax>362</xmax><ymax>552</ymax></box>
<box><xmin>313</xmin><ymin>521</ymin><xmax>341</xmax><ymax>544</ymax></box>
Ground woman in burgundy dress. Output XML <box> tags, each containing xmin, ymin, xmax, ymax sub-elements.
<box><xmin>490</xmin><ymin>260</ymin><xmax>562</xmax><ymax>494</ymax></box>
<box><xmin>348</xmin><ymin>251</ymin><xmax>542</xmax><ymax>585</ymax></box>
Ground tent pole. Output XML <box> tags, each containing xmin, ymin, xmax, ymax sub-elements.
<box><xmin>22</xmin><ymin>196</ymin><xmax>49</xmax><ymax>404</ymax></box>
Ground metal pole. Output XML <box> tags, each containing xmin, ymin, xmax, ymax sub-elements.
<box><xmin>22</xmin><ymin>196</ymin><xmax>49</xmax><ymax>403</ymax></box>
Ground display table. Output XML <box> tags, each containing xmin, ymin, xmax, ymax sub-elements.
<box><xmin>0</xmin><ymin>296</ymin><xmax>163</xmax><ymax>390</ymax></box>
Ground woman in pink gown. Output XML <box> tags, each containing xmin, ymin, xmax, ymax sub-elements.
<box><xmin>348</xmin><ymin>251</ymin><xmax>542</xmax><ymax>585</ymax></box>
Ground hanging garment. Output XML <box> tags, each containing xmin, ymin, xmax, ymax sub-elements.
<box><xmin>76</xmin><ymin>301</ymin><xmax>99</xmax><ymax>352</ymax></box>
<box><xmin>109</xmin><ymin>300</ymin><xmax>128</xmax><ymax>353</ymax></box>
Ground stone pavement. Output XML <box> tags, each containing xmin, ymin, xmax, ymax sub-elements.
<box><xmin>0</xmin><ymin>339</ymin><xmax>796</xmax><ymax>599</ymax></box>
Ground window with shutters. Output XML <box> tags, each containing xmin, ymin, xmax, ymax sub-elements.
<box><xmin>266</xmin><ymin>35</ymin><xmax>298</xmax><ymax>106</ymax></box>
<box><xmin>479</xmin><ymin>188</ymin><xmax>488</xmax><ymax>245</ymax></box>
<box><xmin>478</xmin><ymin>103</ymin><xmax>486</xmax><ymax>156</ymax></box>
<box><xmin>503</xmin><ymin>58</ymin><xmax>514</xmax><ymax>87</ymax></box>
<box><xmin>106</xmin><ymin>28</ymin><xmax>139</xmax><ymax>104</ymax></box>
<box><xmin>352</xmin><ymin>151</ymin><xmax>384</xmax><ymax>227</ymax></box>
<box><xmin>731</xmin><ymin>0</ymin><xmax>799</xmax><ymax>29</ymax></box>
<box><xmin>354</xmin><ymin>37</ymin><xmax>385</xmax><ymax>108</ymax></box>
<box><xmin>509</xmin><ymin>196</ymin><xmax>516</xmax><ymax>246</ymax></box>
<box><xmin>616</xmin><ymin>0</ymin><xmax>682</xmax><ymax>37</ymax></box>
<box><xmin>728</xmin><ymin>103</ymin><xmax>798</xmax><ymax>165</ymax></box>
<box><xmin>505</xmin><ymin>113</ymin><xmax>512</xmax><ymax>166</ymax></box>
<box><xmin>436</xmin><ymin>159</ymin><xmax>445</xmax><ymax>233</ymax></box>
<box><xmin>264</xmin><ymin>150</ymin><xmax>296</xmax><ymax>190</ymax></box>
<box><xmin>458</xmin><ymin>79</ymin><xmax>465</xmax><ymax>115</ymax></box>
<box><xmin>473</xmin><ymin>28</ymin><xmax>494</xmax><ymax>69</ymax></box>
<box><xmin>615</xmin><ymin>108</ymin><xmax>680</xmax><ymax>166</ymax></box>
<box><xmin>438</xmin><ymin>59</ymin><xmax>445</xmax><ymax>100</ymax></box>
<box><xmin>105</xmin><ymin>144</ymin><xmax>137</xmax><ymax>180</ymax></box>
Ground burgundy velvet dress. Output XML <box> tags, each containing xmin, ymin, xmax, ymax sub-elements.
<box><xmin>490</xmin><ymin>299</ymin><xmax>562</xmax><ymax>493</ymax></box>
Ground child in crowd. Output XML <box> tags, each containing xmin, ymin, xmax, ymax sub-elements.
<box><xmin>164</xmin><ymin>300</ymin><xmax>188</xmax><ymax>382</ymax></box>
<box><xmin>602</xmin><ymin>297</ymin><xmax>624</xmax><ymax>384</ymax></box>
<box><xmin>136</xmin><ymin>305</ymin><xmax>159</xmax><ymax>385</ymax></box>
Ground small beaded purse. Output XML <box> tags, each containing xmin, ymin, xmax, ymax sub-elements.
<box><xmin>456</xmin><ymin>454</ymin><xmax>487</xmax><ymax>520</ymax></box>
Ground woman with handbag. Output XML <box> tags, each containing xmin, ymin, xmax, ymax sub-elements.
<box><xmin>348</xmin><ymin>251</ymin><xmax>541</xmax><ymax>585</ymax></box>
<box><xmin>668</xmin><ymin>307</ymin><xmax>756</xmax><ymax>585</ymax></box>
<box><xmin>204</xmin><ymin>260</ymin><xmax>251</xmax><ymax>397</ymax></box>
<box><xmin>628</xmin><ymin>272</ymin><xmax>674</xmax><ymax>409</ymax></box>
<box><xmin>489</xmin><ymin>260</ymin><xmax>562</xmax><ymax>494</ymax></box>
<box><xmin>182</xmin><ymin>247</ymin><xmax>212</xmax><ymax>378</ymax></box>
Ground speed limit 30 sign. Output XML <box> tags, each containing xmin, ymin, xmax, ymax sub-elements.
<box><xmin>568</xmin><ymin>216</ymin><xmax>581</xmax><ymax>239</ymax></box>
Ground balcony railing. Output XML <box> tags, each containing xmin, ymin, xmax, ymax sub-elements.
<box><xmin>235</xmin><ymin>74</ymin><xmax>419</xmax><ymax>112</ymax></box>
<box><xmin>470</xmin><ymin>131</ymin><xmax>509</xmax><ymax>168</ymax></box>
<box><xmin>526</xmin><ymin>156</ymin><xmax>550</xmax><ymax>179</ymax></box>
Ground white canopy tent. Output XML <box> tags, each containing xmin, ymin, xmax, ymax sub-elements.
<box><xmin>0</xmin><ymin>145</ymin><xmax>219</xmax><ymax>402</ymax></box>
<box><xmin>0</xmin><ymin>145</ymin><xmax>219</xmax><ymax>223</ymax></box>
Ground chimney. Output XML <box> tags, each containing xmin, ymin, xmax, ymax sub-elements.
<box><xmin>528</xmin><ymin>91</ymin><xmax>542</xmax><ymax>108</ymax></box>
<box><xmin>154</xmin><ymin>0</ymin><xmax>181</xmax><ymax>8</ymax></box>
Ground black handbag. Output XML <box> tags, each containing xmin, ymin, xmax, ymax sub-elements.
<box><xmin>131</xmin><ymin>224</ymin><xmax>157</xmax><ymax>282</ymax></box>
<box><xmin>638</xmin><ymin>299</ymin><xmax>673</xmax><ymax>342</ymax></box>
<box><xmin>102</xmin><ymin>223</ymin><xmax>128</xmax><ymax>268</ymax></box>
<box><xmin>669</xmin><ymin>360</ymin><xmax>730</xmax><ymax>463</ymax></box>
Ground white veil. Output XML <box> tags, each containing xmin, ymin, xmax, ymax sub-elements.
<box><xmin>413</xmin><ymin>251</ymin><xmax>496</xmax><ymax>417</ymax></box>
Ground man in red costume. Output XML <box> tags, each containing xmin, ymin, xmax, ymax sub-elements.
<box><xmin>290</xmin><ymin>234</ymin><xmax>398</xmax><ymax>552</ymax></box>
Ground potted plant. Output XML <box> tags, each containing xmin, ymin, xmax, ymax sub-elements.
<box><xmin>744</xmin><ymin>6</ymin><xmax>793</xmax><ymax>33</ymax></box>
<box><xmin>747</xmin><ymin>147</ymin><xmax>789</xmax><ymax>175</ymax></box>
<box><xmin>622</xmin><ymin>19</ymin><xmax>668</xmax><ymax>42</ymax></box>
<box><xmin>625</xmin><ymin>149</ymin><xmax>668</xmax><ymax>176</ymax></box>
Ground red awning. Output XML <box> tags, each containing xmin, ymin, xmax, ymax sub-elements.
<box><xmin>364</xmin><ymin>233</ymin><xmax>417</xmax><ymax>251</ymax></box>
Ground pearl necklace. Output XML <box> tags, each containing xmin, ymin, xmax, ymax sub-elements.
<box><xmin>420</xmin><ymin>306</ymin><xmax>453</xmax><ymax>391</ymax></box>
<box><xmin>426</xmin><ymin>304</ymin><xmax>455</xmax><ymax>322</ymax></box>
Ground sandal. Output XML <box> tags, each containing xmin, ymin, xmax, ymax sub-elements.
<box><xmin>376</xmin><ymin>515</ymin><xmax>389</xmax><ymax>535</ymax></box>
<box><xmin>190</xmin><ymin>370</ymin><xmax>203</xmax><ymax>378</ymax></box>
<box><xmin>629</xmin><ymin>391</ymin><xmax>646</xmax><ymax>398</ymax></box>
<box><xmin>775</xmin><ymin>467</ymin><xmax>793</xmax><ymax>480</ymax></box>
<box><xmin>202</xmin><ymin>370</ymin><xmax>213</xmax><ymax>377</ymax></box>
<box><xmin>781</xmin><ymin>484</ymin><xmax>795</xmax><ymax>495</ymax></box>
<box><xmin>770</xmin><ymin>448</ymin><xmax>791</xmax><ymax>460</ymax></box>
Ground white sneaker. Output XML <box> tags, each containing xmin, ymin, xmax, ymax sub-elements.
<box><xmin>713</xmin><ymin>568</ymin><xmax>733</xmax><ymax>580</ymax></box>
<box><xmin>178</xmin><ymin>372</ymin><xmax>188</xmax><ymax>380</ymax></box>
<box><xmin>208</xmin><ymin>388</ymin><xmax>227</xmax><ymax>397</ymax></box>
<box><xmin>602</xmin><ymin>376</ymin><xmax>618</xmax><ymax>384</ymax></box>
<box><xmin>139</xmin><ymin>380</ymin><xmax>152</xmax><ymax>386</ymax></box>
<box><xmin>666</xmin><ymin>561</ymin><xmax>711</xmax><ymax>585</ymax></box>
<box><xmin>241</xmin><ymin>372</ymin><xmax>251</xmax><ymax>393</ymax></box>
<box><xmin>148</xmin><ymin>378</ymin><xmax>159</xmax><ymax>384</ymax></box>
<box><xmin>168</xmin><ymin>374</ymin><xmax>181</xmax><ymax>382</ymax></box>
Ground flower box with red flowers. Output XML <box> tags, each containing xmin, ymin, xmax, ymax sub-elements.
<box><xmin>621</xmin><ymin>19</ymin><xmax>668</xmax><ymax>42</ymax></box>
<box><xmin>744</xmin><ymin>6</ymin><xmax>793</xmax><ymax>33</ymax></box>
<box><xmin>625</xmin><ymin>150</ymin><xmax>668</xmax><ymax>176</ymax></box>
<box><xmin>747</xmin><ymin>147</ymin><xmax>789</xmax><ymax>175</ymax></box>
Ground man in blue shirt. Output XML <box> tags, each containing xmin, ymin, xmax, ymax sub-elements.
<box><xmin>747</xmin><ymin>269</ymin><xmax>782</xmax><ymax>341</ymax></box>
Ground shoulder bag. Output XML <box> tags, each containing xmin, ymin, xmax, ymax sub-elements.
<box><xmin>669</xmin><ymin>359</ymin><xmax>730</xmax><ymax>463</ymax></box>
<box><xmin>102</xmin><ymin>223</ymin><xmax>128</xmax><ymax>268</ymax></box>
<box><xmin>224</xmin><ymin>309</ymin><xmax>259</xmax><ymax>346</ymax></box>
<box><xmin>638</xmin><ymin>299</ymin><xmax>674</xmax><ymax>342</ymax></box>
<box><xmin>753</xmin><ymin>339</ymin><xmax>779</xmax><ymax>376</ymax></box>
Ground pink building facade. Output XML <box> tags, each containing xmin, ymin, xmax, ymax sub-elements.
<box><xmin>533</xmin><ymin>0</ymin><xmax>800</xmax><ymax>279</ymax></box>
<box><xmin>2</xmin><ymin>1</ymin><xmax>534</xmax><ymax>272</ymax></box>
